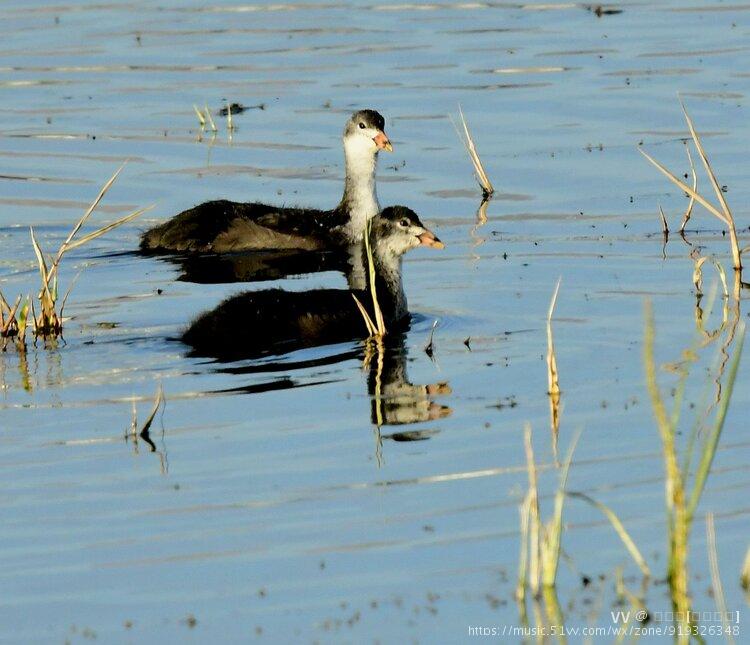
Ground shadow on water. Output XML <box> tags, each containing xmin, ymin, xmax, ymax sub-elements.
<box><xmin>107</xmin><ymin>246</ymin><xmax>351</xmax><ymax>284</ymax></box>
<box><xmin>164</xmin><ymin>248</ymin><xmax>348</xmax><ymax>284</ymax></box>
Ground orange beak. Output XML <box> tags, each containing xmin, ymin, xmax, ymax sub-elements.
<box><xmin>418</xmin><ymin>229</ymin><xmax>445</xmax><ymax>249</ymax></box>
<box><xmin>373</xmin><ymin>131</ymin><xmax>393</xmax><ymax>152</ymax></box>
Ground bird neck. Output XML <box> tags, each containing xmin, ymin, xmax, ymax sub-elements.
<box><xmin>341</xmin><ymin>138</ymin><xmax>380</xmax><ymax>240</ymax></box>
<box><xmin>361</xmin><ymin>240</ymin><xmax>407</xmax><ymax>323</ymax></box>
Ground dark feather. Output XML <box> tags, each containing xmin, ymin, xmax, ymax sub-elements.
<box><xmin>140</xmin><ymin>200</ymin><xmax>348</xmax><ymax>253</ymax></box>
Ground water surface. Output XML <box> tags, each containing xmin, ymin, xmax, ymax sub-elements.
<box><xmin>1</xmin><ymin>1</ymin><xmax>749</xmax><ymax>642</ymax></box>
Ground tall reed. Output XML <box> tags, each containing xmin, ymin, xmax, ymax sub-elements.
<box><xmin>640</xmin><ymin>102</ymin><xmax>742</xmax><ymax>272</ymax></box>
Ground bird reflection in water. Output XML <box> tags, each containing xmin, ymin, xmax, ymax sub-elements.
<box><xmin>177</xmin><ymin>206</ymin><xmax>451</xmax><ymax>456</ymax></box>
<box><xmin>365</xmin><ymin>334</ymin><xmax>452</xmax><ymax>467</ymax></box>
<box><xmin>186</xmin><ymin>326</ymin><xmax>452</xmax><ymax>462</ymax></box>
<box><xmin>164</xmin><ymin>248</ymin><xmax>349</xmax><ymax>285</ymax></box>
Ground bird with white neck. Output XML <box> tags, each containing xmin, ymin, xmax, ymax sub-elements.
<box><xmin>140</xmin><ymin>109</ymin><xmax>393</xmax><ymax>254</ymax></box>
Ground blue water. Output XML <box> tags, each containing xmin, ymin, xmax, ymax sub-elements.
<box><xmin>1</xmin><ymin>1</ymin><xmax>749</xmax><ymax>643</ymax></box>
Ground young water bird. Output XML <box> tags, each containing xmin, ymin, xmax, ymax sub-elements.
<box><xmin>140</xmin><ymin>110</ymin><xmax>392</xmax><ymax>253</ymax></box>
<box><xmin>181</xmin><ymin>206</ymin><xmax>443</xmax><ymax>360</ymax></box>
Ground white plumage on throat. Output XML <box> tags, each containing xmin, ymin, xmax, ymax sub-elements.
<box><xmin>342</xmin><ymin>134</ymin><xmax>380</xmax><ymax>240</ymax></box>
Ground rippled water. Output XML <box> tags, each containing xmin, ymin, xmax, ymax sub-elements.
<box><xmin>2</xmin><ymin>1</ymin><xmax>750</xmax><ymax>643</ymax></box>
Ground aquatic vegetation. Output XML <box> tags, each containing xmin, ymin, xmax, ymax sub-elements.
<box><xmin>226</xmin><ymin>102</ymin><xmax>234</xmax><ymax>132</ymax></box>
<box><xmin>0</xmin><ymin>294</ymin><xmax>30</xmax><ymax>348</ymax></box>
<box><xmin>640</xmin><ymin>102</ymin><xmax>743</xmax><ymax>273</ymax></box>
<box><xmin>679</xmin><ymin>143</ymin><xmax>698</xmax><ymax>235</ymax></box>
<box><xmin>514</xmin><ymin>286</ymin><xmax>681</xmax><ymax>638</ymax></box>
<box><xmin>127</xmin><ymin>384</ymin><xmax>168</xmax><ymax>473</ymax></box>
<box><xmin>567</xmin><ymin>492</ymin><xmax>651</xmax><ymax>578</ymax></box>
<box><xmin>5</xmin><ymin>1</ymin><xmax>750</xmax><ymax>642</ymax></box>
<box><xmin>127</xmin><ymin>383</ymin><xmax>165</xmax><ymax>442</ymax></box>
<box><xmin>353</xmin><ymin>218</ymin><xmax>387</xmax><ymax>339</ymax></box>
<box><xmin>514</xmin><ymin>294</ymin><xmax>742</xmax><ymax>641</ymax></box>
<box><xmin>516</xmin><ymin>425</ymin><xmax>584</xmax><ymax>641</ymax></box>
<box><xmin>516</xmin><ymin>425</ymin><xmax>578</xmax><ymax>595</ymax></box>
<box><xmin>741</xmin><ymin>546</ymin><xmax>750</xmax><ymax>592</ymax></box>
<box><xmin>546</xmin><ymin>278</ymin><xmax>561</xmax><ymax>461</ymax></box>
<box><xmin>192</xmin><ymin>104</ymin><xmax>206</xmax><ymax>128</ymax></box>
<box><xmin>658</xmin><ymin>204</ymin><xmax>669</xmax><ymax>237</ymax></box>
<box><xmin>644</xmin><ymin>300</ymin><xmax>744</xmax><ymax>641</ymax></box>
<box><xmin>0</xmin><ymin>166</ymin><xmax>148</xmax><ymax>345</ymax></box>
<box><xmin>452</xmin><ymin>105</ymin><xmax>494</xmax><ymax>198</ymax></box>
<box><xmin>204</xmin><ymin>104</ymin><xmax>217</xmax><ymax>133</ymax></box>
<box><xmin>705</xmin><ymin>513</ymin><xmax>734</xmax><ymax>644</ymax></box>
<box><xmin>424</xmin><ymin>319</ymin><xmax>438</xmax><ymax>358</ymax></box>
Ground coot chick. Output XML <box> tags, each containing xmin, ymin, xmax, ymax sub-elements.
<box><xmin>140</xmin><ymin>110</ymin><xmax>392</xmax><ymax>253</ymax></box>
<box><xmin>181</xmin><ymin>206</ymin><xmax>443</xmax><ymax>360</ymax></box>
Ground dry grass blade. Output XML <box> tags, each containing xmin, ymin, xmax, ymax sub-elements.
<box><xmin>642</xmin><ymin>103</ymin><xmax>742</xmax><ymax>271</ymax></box>
<box><xmin>364</xmin><ymin>219</ymin><xmax>386</xmax><ymax>336</ymax></box>
<box><xmin>140</xmin><ymin>384</ymin><xmax>164</xmax><ymax>435</ymax></box>
<box><xmin>476</xmin><ymin>197</ymin><xmax>489</xmax><ymax>225</ymax></box>
<box><xmin>568</xmin><ymin>491</ymin><xmax>651</xmax><ymax>578</ymax></box>
<box><xmin>693</xmin><ymin>256</ymin><xmax>707</xmax><ymax>294</ymax></box>
<box><xmin>679</xmin><ymin>101</ymin><xmax>741</xmax><ymax>270</ymax></box>
<box><xmin>204</xmin><ymin>105</ymin><xmax>217</xmax><ymax>132</ymax></box>
<box><xmin>680</xmin><ymin>143</ymin><xmax>697</xmax><ymax>234</ymax></box>
<box><xmin>424</xmin><ymin>319</ymin><xmax>438</xmax><ymax>358</ymax></box>
<box><xmin>639</xmin><ymin>148</ymin><xmax>728</xmax><ymax>224</ymax></box>
<box><xmin>193</xmin><ymin>104</ymin><xmax>206</xmax><ymax>128</ymax></box>
<box><xmin>0</xmin><ymin>291</ymin><xmax>13</xmax><ymax>318</ymax></box>
<box><xmin>679</xmin><ymin>101</ymin><xmax>731</xmax><ymax>222</ymax></box>
<box><xmin>24</xmin><ymin>167</ymin><xmax>147</xmax><ymax>339</ymax></box>
<box><xmin>453</xmin><ymin>105</ymin><xmax>494</xmax><ymax>197</ymax></box>
<box><xmin>352</xmin><ymin>294</ymin><xmax>377</xmax><ymax>337</ymax></box>
<box><xmin>29</xmin><ymin>227</ymin><xmax>49</xmax><ymax>286</ymax></box>
<box><xmin>705</xmin><ymin>513</ymin><xmax>734</xmax><ymax>645</ymax></box>
<box><xmin>64</xmin><ymin>206</ymin><xmax>153</xmax><ymax>252</ymax></box>
<box><xmin>658</xmin><ymin>205</ymin><xmax>669</xmax><ymax>236</ymax></box>
<box><xmin>29</xmin><ymin>227</ymin><xmax>55</xmax><ymax>322</ymax></box>
<box><xmin>712</xmin><ymin>259</ymin><xmax>729</xmax><ymax>298</ymax></box>
<box><xmin>226</xmin><ymin>103</ymin><xmax>234</xmax><ymax>131</ymax></box>
<box><xmin>58</xmin><ymin>269</ymin><xmax>83</xmax><ymax>320</ymax></box>
<box><xmin>546</xmin><ymin>278</ymin><xmax>562</xmax><ymax>461</ymax></box>
<box><xmin>0</xmin><ymin>296</ymin><xmax>21</xmax><ymax>336</ymax></box>
<box><xmin>128</xmin><ymin>399</ymin><xmax>138</xmax><ymax>439</ymax></box>
<box><xmin>47</xmin><ymin>164</ymin><xmax>126</xmax><ymax>286</ymax></box>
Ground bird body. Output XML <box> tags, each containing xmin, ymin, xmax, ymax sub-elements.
<box><xmin>181</xmin><ymin>206</ymin><xmax>443</xmax><ymax>360</ymax></box>
<box><xmin>141</xmin><ymin>110</ymin><xmax>391</xmax><ymax>253</ymax></box>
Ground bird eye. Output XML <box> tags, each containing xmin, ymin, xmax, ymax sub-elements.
<box><xmin>399</xmin><ymin>218</ymin><xmax>410</xmax><ymax>227</ymax></box>
<box><xmin>358</xmin><ymin>122</ymin><xmax>365</xmax><ymax>129</ymax></box>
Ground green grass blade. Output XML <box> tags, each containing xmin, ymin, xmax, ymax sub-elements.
<box><xmin>568</xmin><ymin>491</ymin><xmax>651</xmax><ymax>578</ymax></box>
<box><xmin>541</xmin><ymin>428</ymin><xmax>581</xmax><ymax>587</ymax></box>
<box><xmin>686</xmin><ymin>323</ymin><xmax>745</xmax><ymax>523</ymax></box>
